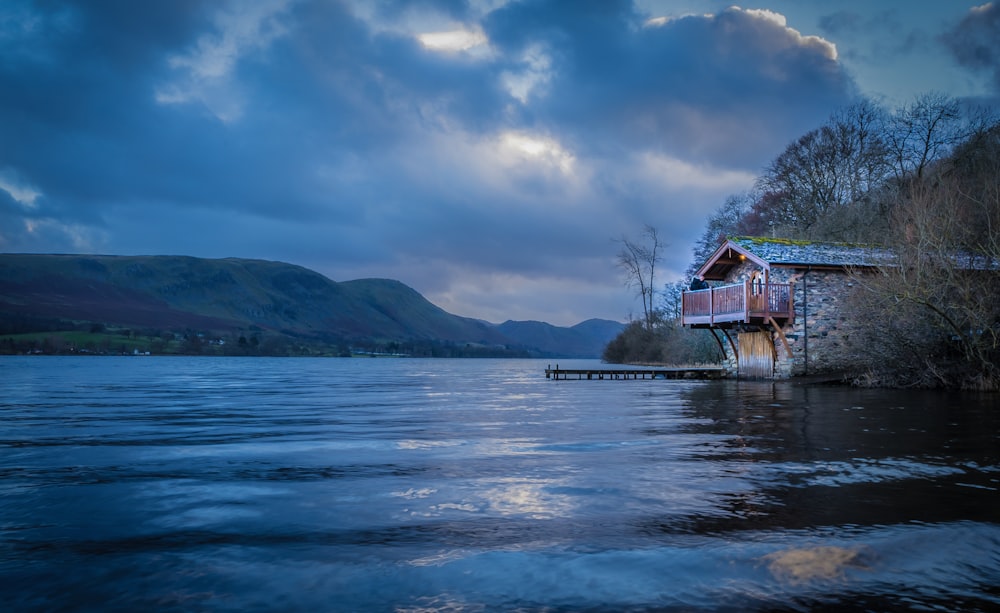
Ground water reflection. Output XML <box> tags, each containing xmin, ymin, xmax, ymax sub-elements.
<box><xmin>673</xmin><ymin>381</ymin><xmax>1000</xmax><ymax>533</ymax></box>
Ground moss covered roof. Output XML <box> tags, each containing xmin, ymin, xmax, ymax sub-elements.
<box><xmin>729</xmin><ymin>236</ymin><xmax>892</xmax><ymax>267</ymax></box>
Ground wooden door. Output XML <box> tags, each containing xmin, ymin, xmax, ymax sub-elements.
<box><xmin>738</xmin><ymin>331</ymin><xmax>775</xmax><ymax>378</ymax></box>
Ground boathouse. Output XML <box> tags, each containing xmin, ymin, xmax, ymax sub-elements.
<box><xmin>682</xmin><ymin>236</ymin><xmax>891</xmax><ymax>379</ymax></box>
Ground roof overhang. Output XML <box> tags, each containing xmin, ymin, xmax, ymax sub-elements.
<box><xmin>695</xmin><ymin>240</ymin><xmax>769</xmax><ymax>280</ymax></box>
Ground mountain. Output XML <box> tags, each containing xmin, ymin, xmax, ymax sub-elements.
<box><xmin>496</xmin><ymin>319</ymin><xmax>626</xmax><ymax>358</ymax></box>
<box><xmin>0</xmin><ymin>254</ymin><xmax>623</xmax><ymax>357</ymax></box>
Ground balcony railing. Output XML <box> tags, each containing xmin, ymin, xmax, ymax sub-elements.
<box><xmin>682</xmin><ymin>281</ymin><xmax>793</xmax><ymax>326</ymax></box>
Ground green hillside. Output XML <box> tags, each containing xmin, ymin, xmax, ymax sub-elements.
<box><xmin>0</xmin><ymin>254</ymin><xmax>622</xmax><ymax>357</ymax></box>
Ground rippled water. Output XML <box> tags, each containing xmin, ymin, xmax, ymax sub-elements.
<box><xmin>1</xmin><ymin>356</ymin><xmax>998</xmax><ymax>612</ymax></box>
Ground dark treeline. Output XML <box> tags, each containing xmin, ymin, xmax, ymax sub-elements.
<box><xmin>606</xmin><ymin>93</ymin><xmax>1000</xmax><ymax>390</ymax></box>
<box><xmin>0</xmin><ymin>325</ymin><xmax>534</xmax><ymax>359</ymax></box>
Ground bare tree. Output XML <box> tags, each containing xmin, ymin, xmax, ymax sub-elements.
<box><xmin>754</xmin><ymin>99</ymin><xmax>893</xmax><ymax>240</ymax></box>
<box><xmin>616</xmin><ymin>225</ymin><xmax>664</xmax><ymax>330</ymax></box>
<box><xmin>832</xmin><ymin>99</ymin><xmax>893</xmax><ymax>196</ymax></box>
<box><xmin>659</xmin><ymin>280</ymin><xmax>687</xmax><ymax>322</ymax></box>
<box><xmin>886</xmin><ymin>92</ymin><xmax>971</xmax><ymax>182</ymax></box>
<box><xmin>851</xmin><ymin>173</ymin><xmax>1000</xmax><ymax>389</ymax></box>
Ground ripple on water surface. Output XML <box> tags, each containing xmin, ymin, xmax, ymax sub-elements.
<box><xmin>1</xmin><ymin>357</ymin><xmax>998</xmax><ymax>611</ymax></box>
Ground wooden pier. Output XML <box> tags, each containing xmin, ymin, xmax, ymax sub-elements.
<box><xmin>545</xmin><ymin>365</ymin><xmax>726</xmax><ymax>380</ymax></box>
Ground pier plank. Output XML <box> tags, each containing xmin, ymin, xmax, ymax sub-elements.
<box><xmin>545</xmin><ymin>366</ymin><xmax>725</xmax><ymax>380</ymax></box>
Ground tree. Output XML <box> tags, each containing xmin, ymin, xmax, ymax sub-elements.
<box><xmin>660</xmin><ymin>280</ymin><xmax>687</xmax><ymax>322</ymax></box>
<box><xmin>849</xmin><ymin>168</ymin><xmax>999</xmax><ymax>389</ymax></box>
<box><xmin>602</xmin><ymin>316</ymin><xmax>721</xmax><ymax>365</ymax></box>
<box><xmin>181</xmin><ymin>332</ymin><xmax>204</xmax><ymax>355</ymax></box>
<box><xmin>602</xmin><ymin>321</ymin><xmax>664</xmax><ymax>363</ymax></box>
<box><xmin>829</xmin><ymin>99</ymin><xmax>893</xmax><ymax>203</ymax></box>
<box><xmin>689</xmin><ymin>192</ymin><xmax>757</xmax><ymax>274</ymax></box>
<box><xmin>615</xmin><ymin>225</ymin><xmax>664</xmax><ymax>330</ymax></box>
<box><xmin>753</xmin><ymin>99</ymin><xmax>893</xmax><ymax>240</ymax></box>
<box><xmin>886</xmin><ymin>92</ymin><xmax>980</xmax><ymax>183</ymax></box>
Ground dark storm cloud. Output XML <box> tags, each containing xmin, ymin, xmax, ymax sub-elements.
<box><xmin>486</xmin><ymin>2</ymin><xmax>853</xmax><ymax>167</ymax></box>
<box><xmin>4</xmin><ymin>1</ymin><xmax>417</xmax><ymax>223</ymax></box>
<box><xmin>1</xmin><ymin>2</ymin><xmax>242</xmax><ymax>218</ymax></box>
<box><xmin>942</xmin><ymin>2</ymin><xmax>1000</xmax><ymax>91</ymax></box>
<box><xmin>0</xmin><ymin>0</ymin><xmax>859</xmax><ymax>324</ymax></box>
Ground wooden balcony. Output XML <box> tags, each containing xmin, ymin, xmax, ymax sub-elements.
<box><xmin>682</xmin><ymin>281</ymin><xmax>793</xmax><ymax>328</ymax></box>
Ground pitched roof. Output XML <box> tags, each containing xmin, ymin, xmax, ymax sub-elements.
<box><xmin>696</xmin><ymin>236</ymin><xmax>891</xmax><ymax>280</ymax></box>
<box><xmin>729</xmin><ymin>237</ymin><xmax>892</xmax><ymax>267</ymax></box>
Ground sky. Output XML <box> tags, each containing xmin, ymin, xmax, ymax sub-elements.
<box><xmin>2</xmin><ymin>1</ymin><xmax>998</xmax><ymax>326</ymax></box>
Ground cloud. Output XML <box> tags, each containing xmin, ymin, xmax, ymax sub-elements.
<box><xmin>0</xmin><ymin>168</ymin><xmax>41</xmax><ymax>210</ymax></box>
<box><xmin>417</xmin><ymin>27</ymin><xmax>487</xmax><ymax>52</ymax></box>
<box><xmin>0</xmin><ymin>0</ymin><xmax>857</xmax><ymax>325</ymax></box>
<box><xmin>486</xmin><ymin>3</ymin><xmax>852</xmax><ymax>167</ymax></box>
<box><xmin>942</xmin><ymin>2</ymin><xmax>1000</xmax><ymax>91</ymax></box>
<box><xmin>0</xmin><ymin>186</ymin><xmax>105</xmax><ymax>253</ymax></box>
<box><xmin>371</xmin><ymin>0</ymin><xmax>473</xmax><ymax>23</ymax></box>
<box><xmin>818</xmin><ymin>7</ymin><xmax>928</xmax><ymax>62</ymax></box>
<box><xmin>156</xmin><ymin>0</ymin><xmax>293</xmax><ymax>122</ymax></box>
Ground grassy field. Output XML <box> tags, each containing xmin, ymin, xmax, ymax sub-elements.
<box><xmin>2</xmin><ymin>330</ymin><xmax>165</xmax><ymax>354</ymax></box>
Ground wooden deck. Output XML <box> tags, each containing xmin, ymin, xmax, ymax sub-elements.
<box><xmin>682</xmin><ymin>281</ymin><xmax>793</xmax><ymax>327</ymax></box>
<box><xmin>545</xmin><ymin>366</ymin><xmax>726</xmax><ymax>380</ymax></box>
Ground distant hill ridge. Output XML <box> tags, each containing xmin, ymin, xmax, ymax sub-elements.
<box><xmin>0</xmin><ymin>254</ymin><xmax>623</xmax><ymax>357</ymax></box>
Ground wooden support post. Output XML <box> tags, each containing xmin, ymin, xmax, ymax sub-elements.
<box><xmin>768</xmin><ymin>316</ymin><xmax>793</xmax><ymax>359</ymax></box>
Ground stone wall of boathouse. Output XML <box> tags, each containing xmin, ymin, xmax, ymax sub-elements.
<box><xmin>708</xmin><ymin>263</ymin><xmax>866</xmax><ymax>379</ymax></box>
<box><xmin>776</xmin><ymin>267</ymin><xmax>866</xmax><ymax>378</ymax></box>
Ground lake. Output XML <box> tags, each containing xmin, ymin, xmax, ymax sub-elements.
<box><xmin>1</xmin><ymin>356</ymin><xmax>998</xmax><ymax>611</ymax></box>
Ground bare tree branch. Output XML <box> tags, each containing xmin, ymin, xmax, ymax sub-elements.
<box><xmin>615</xmin><ymin>225</ymin><xmax>664</xmax><ymax>330</ymax></box>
